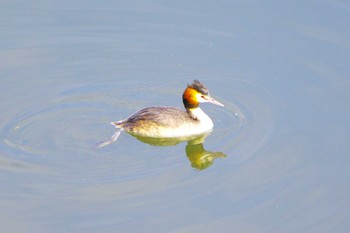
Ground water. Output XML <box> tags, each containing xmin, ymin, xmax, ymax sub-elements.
<box><xmin>1</xmin><ymin>1</ymin><xmax>350</xmax><ymax>232</ymax></box>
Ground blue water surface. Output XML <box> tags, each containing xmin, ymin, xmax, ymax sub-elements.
<box><xmin>1</xmin><ymin>1</ymin><xmax>349</xmax><ymax>232</ymax></box>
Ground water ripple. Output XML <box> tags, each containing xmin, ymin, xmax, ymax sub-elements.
<box><xmin>0</xmin><ymin>76</ymin><xmax>278</xmax><ymax>184</ymax></box>
<box><xmin>202</xmin><ymin>76</ymin><xmax>278</xmax><ymax>164</ymax></box>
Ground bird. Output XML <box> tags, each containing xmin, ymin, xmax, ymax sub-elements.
<box><xmin>96</xmin><ymin>80</ymin><xmax>224</xmax><ymax>147</ymax></box>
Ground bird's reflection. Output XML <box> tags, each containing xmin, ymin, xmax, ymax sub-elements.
<box><xmin>185</xmin><ymin>140</ymin><xmax>226</xmax><ymax>170</ymax></box>
<box><xmin>132</xmin><ymin>132</ymin><xmax>226</xmax><ymax>170</ymax></box>
<box><xmin>97</xmin><ymin>130</ymin><xmax>226</xmax><ymax>170</ymax></box>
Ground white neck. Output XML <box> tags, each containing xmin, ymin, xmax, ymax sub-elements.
<box><xmin>188</xmin><ymin>108</ymin><xmax>213</xmax><ymax>127</ymax></box>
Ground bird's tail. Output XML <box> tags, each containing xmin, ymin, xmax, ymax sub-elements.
<box><xmin>110</xmin><ymin>120</ymin><xmax>124</xmax><ymax>129</ymax></box>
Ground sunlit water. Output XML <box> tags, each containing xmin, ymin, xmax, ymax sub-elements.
<box><xmin>1</xmin><ymin>1</ymin><xmax>350</xmax><ymax>233</ymax></box>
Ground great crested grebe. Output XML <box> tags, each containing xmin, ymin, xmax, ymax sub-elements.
<box><xmin>96</xmin><ymin>80</ymin><xmax>224</xmax><ymax>147</ymax></box>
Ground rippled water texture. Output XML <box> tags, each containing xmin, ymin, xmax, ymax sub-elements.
<box><xmin>1</xmin><ymin>1</ymin><xmax>350</xmax><ymax>233</ymax></box>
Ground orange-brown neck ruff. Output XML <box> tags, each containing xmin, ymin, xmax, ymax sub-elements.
<box><xmin>183</xmin><ymin>87</ymin><xmax>199</xmax><ymax>109</ymax></box>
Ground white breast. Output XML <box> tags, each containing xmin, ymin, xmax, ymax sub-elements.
<box><xmin>164</xmin><ymin>108</ymin><xmax>213</xmax><ymax>137</ymax></box>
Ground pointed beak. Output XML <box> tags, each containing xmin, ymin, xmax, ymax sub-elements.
<box><xmin>205</xmin><ymin>96</ymin><xmax>224</xmax><ymax>107</ymax></box>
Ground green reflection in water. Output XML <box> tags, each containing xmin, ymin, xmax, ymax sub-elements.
<box><xmin>132</xmin><ymin>133</ymin><xmax>226</xmax><ymax>170</ymax></box>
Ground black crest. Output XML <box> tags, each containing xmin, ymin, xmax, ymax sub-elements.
<box><xmin>187</xmin><ymin>80</ymin><xmax>209</xmax><ymax>95</ymax></box>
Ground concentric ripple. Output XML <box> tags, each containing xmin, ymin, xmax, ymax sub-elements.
<box><xmin>206</xmin><ymin>76</ymin><xmax>278</xmax><ymax>163</ymax></box>
<box><xmin>0</xmin><ymin>76</ymin><xmax>278</xmax><ymax>183</ymax></box>
<box><xmin>0</xmin><ymin>80</ymin><xmax>185</xmax><ymax>183</ymax></box>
